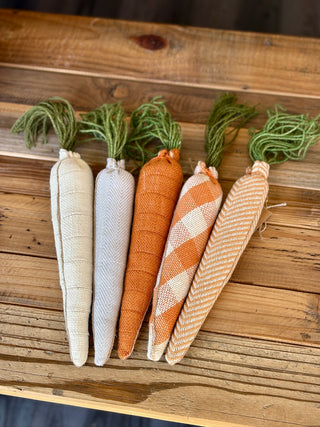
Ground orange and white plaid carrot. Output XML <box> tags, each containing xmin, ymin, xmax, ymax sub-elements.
<box><xmin>148</xmin><ymin>93</ymin><xmax>257</xmax><ymax>361</ymax></box>
<box><xmin>166</xmin><ymin>105</ymin><xmax>320</xmax><ymax>365</ymax></box>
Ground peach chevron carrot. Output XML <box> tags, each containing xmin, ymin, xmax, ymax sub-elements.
<box><xmin>79</xmin><ymin>103</ymin><xmax>135</xmax><ymax>366</ymax></box>
<box><xmin>148</xmin><ymin>93</ymin><xmax>257</xmax><ymax>361</ymax></box>
<box><xmin>11</xmin><ymin>98</ymin><xmax>94</xmax><ymax>367</ymax></box>
<box><xmin>118</xmin><ymin>98</ymin><xmax>183</xmax><ymax>360</ymax></box>
<box><xmin>166</xmin><ymin>105</ymin><xmax>320</xmax><ymax>365</ymax></box>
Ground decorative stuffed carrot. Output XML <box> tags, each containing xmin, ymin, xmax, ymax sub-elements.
<box><xmin>166</xmin><ymin>105</ymin><xmax>320</xmax><ymax>365</ymax></box>
<box><xmin>79</xmin><ymin>103</ymin><xmax>135</xmax><ymax>366</ymax></box>
<box><xmin>148</xmin><ymin>93</ymin><xmax>257</xmax><ymax>361</ymax></box>
<box><xmin>118</xmin><ymin>98</ymin><xmax>183</xmax><ymax>360</ymax></box>
<box><xmin>11</xmin><ymin>98</ymin><xmax>94</xmax><ymax>367</ymax></box>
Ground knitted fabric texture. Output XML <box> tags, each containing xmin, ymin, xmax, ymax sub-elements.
<box><xmin>166</xmin><ymin>160</ymin><xmax>269</xmax><ymax>365</ymax></box>
<box><xmin>148</xmin><ymin>161</ymin><xmax>222</xmax><ymax>361</ymax></box>
<box><xmin>50</xmin><ymin>148</ymin><xmax>94</xmax><ymax>367</ymax></box>
<box><xmin>93</xmin><ymin>158</ymin><xmax>135</xmax><ymax>366</ymax></box>
<box><xmin>118</xmin><ymin>149</ymin><xmax>183</xmax><ymax>360</ymax></box>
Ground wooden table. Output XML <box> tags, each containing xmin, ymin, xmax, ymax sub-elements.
<box><xmin>1</xmin><ymin>9</ymin><xmax>320</xmax><ymax>427</ymax></box>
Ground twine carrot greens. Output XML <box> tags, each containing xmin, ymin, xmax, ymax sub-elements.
<box><xmin>80</xmin><ymin>102</ymin><xmax>127</xmax><ymax>159</ymax></box>
<box><xmin>124</xmin><ymin>96</ymin><xmax>181</xmax><ymax>166</ymax></box>
<box><xmin>206</xmin><ymin>93</ymin><xmax>258</xmax><ymax>169</ymax></box>
<box><xmin>248</xmin><ymin>105</ymin><xmax>320</xmax><ymax>164</ymax></box>
<box><xmin>11</xmin><ymin>97</ymin><xmax>78</xmax><ymax>151</ymax></box>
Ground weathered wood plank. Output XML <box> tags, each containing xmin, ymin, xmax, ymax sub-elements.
<box><xmin>259</xmin><ymin>205</ymin><xmax>320</xmax><ymax>230</ymax></box>
<box><xmin>0</xmin><ymin>254</ymin><xmax>60</xmax><ymax>309</ymax></box>
<box><xmin>2</xmin><ymin>66</ymin><xmax>320</xmax><ymax>127</ymax></box>
<box><xmin>1</xmin><ymin>10</ymin><xmax>320</xmax><ymax>427</ymax></box>
<box><xmin>0</xmin><ymin>155</ymin><xmax>52</xmax><ymax>196</ymax></box>
<box><xmin>1</xmin><ymin>10</ymin><xmax>320</xmax><ymax>98</ymax></box>
<box><xmin>232</xmin><ymin>225</ymin><xmax>320</xmax><ymax>293</ymax></box>
<box><xmin>1</xmin><ymin>252</ymin><xmax>320</xmax><ymax>346</ymax></box>
<box><xmin>1</xmin><ymin>105</ymin><xmax>320</xmax><ymax>190</ymax></box>
<box><xmin>0</xmin><ymin>323</ymin><xmax>320</xmax><ymax>427</ymax></box>
<box><xmin>1</xmin><ymin>153</ymin><xmax>319</xmax><ymax>213</ymax></box>
<box><xmin>1</xmin><ymin>193</ymin><xmax>319</xmax><ymax>292</ymax></box>
<box><xmin>0</xmin><ymin>194</ymin><xmax>55</xmax><ymax>258</ymax></box>
<box><xmin>2</xmin><ymin>155</ymin><xmax>319</xmax><ymax>213</ymax></box>
<box><xmin>204</xmin><ymin>281</ymin><xmax>320</xmax><ymax>346</ymax></box>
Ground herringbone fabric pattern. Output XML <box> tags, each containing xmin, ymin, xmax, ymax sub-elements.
<box><xmin>166</xmin><ymin>160</ymin><xmax>269</xmax><ymax>365</ymax></box>
<box><xmin>148</xmin><ymin>162</ymin><xmax>222</xmax><ymax>361</ymax></box>
<box><xmin>93</xmin><ymin>158</ymin><xmax>135</xmax><ymax>366</ymax></box>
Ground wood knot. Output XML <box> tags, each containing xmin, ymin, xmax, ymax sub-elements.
<box><xmin>110</xmin><ymin>83</ymin><xmax>129</xmax><ymax>99</ymax></box>
<box><xmin>130</xmin><ymin>34</ymin><xmax>167</xmax><ymax>51</ymax></box>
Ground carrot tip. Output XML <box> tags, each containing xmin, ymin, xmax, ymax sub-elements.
<box><xmin>118</xmin><ymin>348</ymin><xmax>132</xmax><ymax>360</ymax></box>
<box><xmin>147</xmin><ymin>352</ymin><xmax>161</xmax><ymax>362</ymax></box>
<box><xmin>165</xmin><ymin>354</ymin><xmax>179</xmax><ymax>366</ymax></box>
<box><xmin>71</xmin><ymin>355</ymin><xmax>87</xmax><ymax>368</ymax></box>
<box><xmin>94</xmin><ymin>358</ymin><xmax>106</xmax><ymax>367</ymax></box>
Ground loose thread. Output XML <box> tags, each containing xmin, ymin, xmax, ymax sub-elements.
<box><xmin>258</xmin><ymin>201</ymin><xmax>287</xmax><ymax>237</ymax></box>
<box><xmin>267</xmin><ymin>202</ymin><xmax>287</xmax><ymax>209</ymax></box>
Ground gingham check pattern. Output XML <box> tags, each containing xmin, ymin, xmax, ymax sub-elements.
<box><xmin>148</xmin><ymin>163</ymin><xmax>222</xmax><ymax>361</ymax></box>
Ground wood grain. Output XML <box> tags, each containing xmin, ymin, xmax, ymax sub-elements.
<box><xmin>1</xmin><ymin>9</ymin><xmax>320</xmax><ymax>427</ymax></box>
<box><xmin>2</xmin><ymin>155</ymin><xmax>319</xmax><ymax>211</ymax></box>
<box><xmin>1</xmin><ymin>324</ymin><xmax>320</xmax><ymax>427</ymax></box>
<box><xmin>1</xmin><ymin>192</ymin><xmax>319</xmax><ymax>292</ymax></box>
<box><xmin>1</xmin><ymin>10</ymin><xmax>320</xmax><ymax>98</ymax></box>
<box><xmin>1</xmin><ymin>249</ymin><xmax>320</xmax><ymax>347</ymax></box>
<box><xmin>0</xmin><ymin>254</ymin><xmax>60</xmax><ymax>310</ymax></box>
<box><xmin>0</xmin><ymin>193</ymin><xmax>55</xmax><ymax>258</ymax></box>
<box><xmin>2</xmin><ymin>66</ymin><xmax>320</xmax><ymax>127</ymax></box>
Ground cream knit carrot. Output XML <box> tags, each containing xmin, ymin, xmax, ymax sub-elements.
<box><xmin>12</xmin><ymin>98</ymin><xmax>94</xmax><ymax>367</ymax></box>
<box><xmin>166</xmin><ymin>105</ymin><xmax>320</xmax><ymax>365</ymax></box>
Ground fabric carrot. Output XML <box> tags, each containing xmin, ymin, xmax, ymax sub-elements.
<box><xmin>79</xmin><ymin>103</ymin><xmax>135</xmax><ymax>366</ymax></box>
<box><xmin>118</xmin><ymin>98</ymin><xmax>183</xmax><ymax>360</ymax></box>
<box><xmin>11</xmin><ymin>98</ymin><xmax>94</xmax><ymax>367</ymax></box>
<box><xmin>148</xmin><ymin>93</ymin><xmax>257</xmax><ymax>361</ymax></box>
<box><xmin>166</xmin><ymin>105</ymin><xmax>320</xmax><ymax>365</ymax></box>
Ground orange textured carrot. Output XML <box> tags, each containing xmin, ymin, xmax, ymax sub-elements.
<box><xmin>118</xmin><ymin>99</ymin><xmax>183</xmax><ymax>359</ymax></box>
